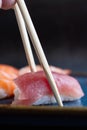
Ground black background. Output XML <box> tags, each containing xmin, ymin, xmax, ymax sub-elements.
<box><xmin>0</xmin><ymin>1</ymin><xmax>87</xmax><ymax>127</ymax></box>
<box><xmin>0</xmin><ymin>0</ymin><xmax>87</xmax><ymax>72</ymax></box>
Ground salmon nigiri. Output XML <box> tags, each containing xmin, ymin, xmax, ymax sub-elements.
<box><xmin>0</xmin><ymin>64</ymin><xmax>19</xmax><ymax>80</ymax></box>
<box><xmin>12</xmin><ymin>71</ymin><xmax>84</xmax><ymax>106</ymax></box>
<box><xmin>0</xmin><ymin>64</ymin><xmax>19</xmax><ymax>99</ymax></box>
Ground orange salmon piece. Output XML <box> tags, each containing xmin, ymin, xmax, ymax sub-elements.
<box><xmin>0</xmin><ymin>64</ymin><xmax>19</xmax><ymax>79</ymax></box>
<box><xmin>0</xmin><ymin>64</ymin><xmax>19</xmax><ymax>99</ymax></box>
<box><xmin>0</xmin><ymin>79</ymin><xmax>16</xmax><ymax>99</ymax></box>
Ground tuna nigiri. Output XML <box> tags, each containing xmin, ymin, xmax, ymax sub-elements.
<box><xmin>12</xmin><ymin>71</ymin><xmax>84</xmax><ymax>106</ymax></box>
<box><xmin>0</xmin><ymin>64</ymin><xmax>71</xmax><ymax>100</ymax></box>
<box><xmin>0</xmin><ymin>64</ymin><xmax>19</xmax><ymax>99</ymax></box>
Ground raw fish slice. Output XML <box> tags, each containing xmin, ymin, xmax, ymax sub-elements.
<box><xmin>0</xmin><ymin>70</ymin><xmax>18</xmax><ymax>80</ymax></box>
<box><xmin>18</xmin><ymin>65</ymin><xmax>71</xmax><ymax>75</ymax></box>
<box><xmin>12</xmin><ymin>71</ymin><xmax>84</xmax><ymax>106</ymax></box>
<box><xmin>0</xmin><ymin>64</ymin><xmax>18</xmax><ymax>79</ymax></box>
<box><xmin>0</xmin><ymin>79</ymin><xmax>16</xmax><ymax>99</ymax></box>
<box><xmin>0</xmin><ymin>64</ymin><xmax>19</xmax><ymax>99</ymax></box>
<box><xmin>49</xmin><ymin>65</ymin><xmax>71</xmax><ymax>75</ymax></box>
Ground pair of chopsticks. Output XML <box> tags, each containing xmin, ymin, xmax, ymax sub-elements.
<box><xmin>14</xmin><ymin>0</ymin><xmax>63</xmax><ymax>107</ymax></box>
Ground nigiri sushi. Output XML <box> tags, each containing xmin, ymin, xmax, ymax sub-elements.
<box><xmin>12</xmin><ymin>71</ymin><xmax>84</xmax><ymax>106</ymax></box>
<box><xmin>0</xmin><ymin>64</ymin><xmax>19</xmax><ymax>99</ymax></box>
<box><xmin>0</xmin><ymin>64</ymin><xmax>19</xmax><ymax>80</ymax></box>
<box><xmin>0</xmin><ymin>64</ymin><xmax>71</xmax><ymax>100</ymax></box>
<box><xmin>18</xmin><ymin>65</ymin><xmax>71</xmax><ymax>76</ymax></box>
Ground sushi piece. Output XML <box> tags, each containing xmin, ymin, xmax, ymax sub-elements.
<box><xmin>0</xmin><ymin>64</ymin><xmax>19</xmax><ymax>99</ymax></box>
<box><xmin>0</xmin><ymin>79</ymin><xmax>16</xmax><ymax>99</ymax></box>
<box><xmin>12</xmin><ymin>71</ymin><xmax>84</xmax><ymax>106</ymax></box>
<box><xmin>0</xmin><ymin>64</ymin><xmax>71</xmax><ymax>99</ymax></box>
<box><xmin>18</xmin><ymin>65</ymin><xmax>71</xmax><ymax>75</ymax></box>
<box><xmin>0</xmin><ymin>64</ymin><xmax>19</xmax><ymax>80</ymax></box>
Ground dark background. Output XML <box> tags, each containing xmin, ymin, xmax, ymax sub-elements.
<box><xmin>0</xmin><ymin>0</ymin><xmax>87</xmax><ymax>72</ymax></box>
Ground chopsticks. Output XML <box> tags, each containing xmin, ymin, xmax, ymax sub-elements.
<box><xmin>14</xmin><ymin>4</ymin><xmax>36</xmax><ymax>72</ymax></box>
<box><xmin>15</xmin><ymin>0</ymin><xmax>63</xmax><ymax>107</ymax></box>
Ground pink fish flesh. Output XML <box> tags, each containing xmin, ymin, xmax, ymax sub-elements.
<box><xmin>12</xmin><ymin>71</ymin><xmax>84</xmax><ymax>106</ymax></box>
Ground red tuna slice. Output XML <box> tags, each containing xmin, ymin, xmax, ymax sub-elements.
<box><xmin>13</xmin><ymin>71</ymin><xmax>84</xmax><ymax>106</ymax></box>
